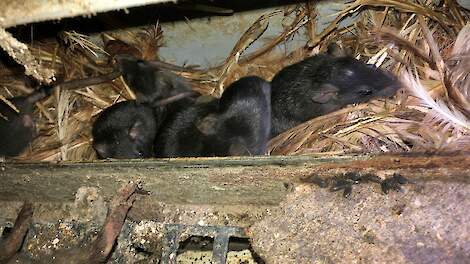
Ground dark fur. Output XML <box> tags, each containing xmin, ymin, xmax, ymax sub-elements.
<box><xmin>155</xmin><ymin>100</ymin><xmax>218</xmax><ymax>157</ymax></box>
<box><xmin>0</xmin><ymin>85</ymin><xmax>53</xmax><ymax>157</ymax></box>
<box><xmin>155</xmin><ymin>76</ymin><xmax>271</xmax><ymax>157</ymax></box>
<box><xmin>118</xmin><ymin>56</ymin><xmax>195</xmax><ymax>109</ymax></box>
<box><xmin>95</xmin><ymin>57</ymin><xmax>199</xmax><ymax>159</ymax></box>
<box><xmin>270</xmin><ymin>54</ymin><xmax>400</xmax><ymax>137</ymax></box>
<box><xmin>92</xmin><ymin>101</ymin><xmax>162</xmax><ymax>159</ymax></box>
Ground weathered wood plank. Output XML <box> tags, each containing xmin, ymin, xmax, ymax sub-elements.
<box><xmin>0</xmin><ymin>153</ymin><xmax>468</xmax><ymax>207</ymax></box>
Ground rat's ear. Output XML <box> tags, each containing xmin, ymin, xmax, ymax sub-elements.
<box><xmin>311</xmin><ymin>84</ymin><xmax>339</xmax><ymax>104</ymax></box>
<box><xmin>326</xmin><ymin>43</ymin><xmax>346</xmax><ymax>57</ymax></box>
<box><xmin>136</xmin><ymin>59</ymin><xmax>148</xmax><ymax>68</ymax></box>
<box><xmin>196</xmin><ymin>114</ymin><xmax>218</xmax><ymax>136</ymax></box>
<box><xmin>129</xmin><ymin>120</ymin><xmax>143</xmax><ymax>140</ymax></box>
<box><xmin>93</xmin><ymin>142</ymin><xmax>107</xmax><ymax>157</ymax></box>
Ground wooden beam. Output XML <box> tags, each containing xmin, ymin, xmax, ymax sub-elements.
<box><xmin>0</xmin><ymin>153</ymin><xmax>468</xmax><ymax>207</ymax></box>
<box><xmin>0</xmin><ymin>0</ymin><xmax>174</xmax><ymax>28</ymax></box>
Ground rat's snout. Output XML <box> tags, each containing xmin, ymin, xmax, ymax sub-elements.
<box><xmin>92</xmin><ymin>142</ymin><xmax>108</xmax><ymax>159</ymax></box>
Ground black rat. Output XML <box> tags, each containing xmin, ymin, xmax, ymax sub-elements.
<box><xmin>155</xmin><ymin>76</ymin><xmax>271</xmax><ymax>157</ymax></box>
<box><xmin>91</xmin><ymin>89</ymin><xmax>198</xmax><ymax>159</ymax></box>
<box><xmin>270</xmin><ymin>53</ymin><xmax>400</xmax><ymax>137</ymax></box>
<box><xmin>92</xmin><ymin>100</ymin><xmax>162</xmax><ymax>159</ymax></box>
<box><xmin>117</xmin><ymin>55</ymin><xmax>196</xmax><ymax>109</ymax></box>
<box><xmin>0</xmin><ymin>85</ymin><xmax>53</xmax><ymax>157</ymax></box>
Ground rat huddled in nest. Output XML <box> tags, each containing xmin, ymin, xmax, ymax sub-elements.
<box><xmin>0</xmin><ymin>85</ymin><xmax>54</xmax><ymax>157</ymax></box>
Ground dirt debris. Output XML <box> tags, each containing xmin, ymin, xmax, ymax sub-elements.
<box><xmin>249</xmin><ymin>181</ymin><xmax>470</xmax><ymax>263</ymax></box>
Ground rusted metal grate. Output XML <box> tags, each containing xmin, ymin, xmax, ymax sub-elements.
<box><xmin>161</xmin><ymin>224</ymin><xmax>247</xmax><ymax>264</ymax></box>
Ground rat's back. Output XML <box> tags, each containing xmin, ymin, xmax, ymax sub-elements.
<box><xmin>214</xmin><ymin>76</ymin><xmax>271</xmax><ymax>156</ymax></box>
<box><xmin>270</xmin><ymin>54</ymin><xmax>399</xmax><ymax>137</ymax></box>
<box><xmin>154</xmin><ymin>100</ymin><xmax>218</xmax><ymax>157</ymax></box>
<box><xmin>155</xmin><ymin>76</ymin><xmax>272</xmax><ymax>157</ymax></box>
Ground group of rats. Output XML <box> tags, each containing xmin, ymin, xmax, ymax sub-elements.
<box><xmin>0</xmin><ymin>47</ymin><xmax>400</xmax><ymax>159</ymax></box>
<box><xmin>92</xmin><ymin>48</ymin><xmax>399</xmax><ymax>159</ymax></box>
<box><xmin>93</xmin><ymin>56</ymin><xmax>272</xmax><ymax>159</ymax></box>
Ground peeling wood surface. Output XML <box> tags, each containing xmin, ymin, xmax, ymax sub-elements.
<box><xmin>0</xmin><ymin>0</ymin><xmax>175</xmax><ymax>28</ymax></box>
<box><xmin>308</xmin><ymin>152</ymin><xmax>470</xmax><ymax>182</ymax></box>
<box><xmin>0</xmin><ymin>28</ymin><xmax>55</xmax><ymax>84</ymax></box>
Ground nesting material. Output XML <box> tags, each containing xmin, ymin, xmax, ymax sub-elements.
<box><xmin>0</xmin><ymin>1</ymin><xmax>469</xmax><ymax>161</ymax></box>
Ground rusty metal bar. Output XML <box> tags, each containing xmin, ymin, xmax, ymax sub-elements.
<box><xmin>213</xmin><ymin>232</ymin><xmax>230</xmax><ymax>264</ymax></box>
<box><xmin>161</xmin><ymin>224</ymin><xmax>182</xmax><ymax>264</ymax></box>
<box><xmin>160</xmin><ymin>224</ymin><xmax>246</xmax><ymax>264</ymax></box>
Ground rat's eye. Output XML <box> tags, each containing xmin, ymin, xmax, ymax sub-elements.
<box><xmin>343</xmin><ymin>69</ymin><xmax>354</xmax><ymax>77</ymax></box>
<box><xmin>358</xmin><ymin>88</ymin><xmax>373</xmax><ymax>95</ymax></box>
<box><xmin>137</xmin><ymin>150</ymin><xmax>144</xmax><ymax>158</ymax></box>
